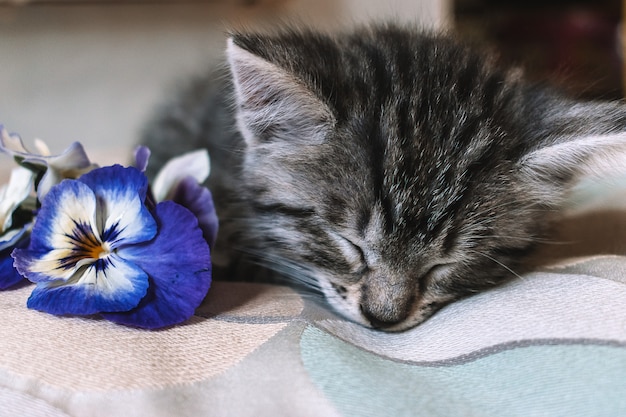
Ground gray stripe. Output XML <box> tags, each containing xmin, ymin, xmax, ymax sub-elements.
<box><xmin>371</xmin><ymin>338</ymin><xmax>626</xmax><ymax>367</ymax></box>
<box><xmin>194</xmin><ymin>312</ymin><xmax>297</xmax><ymax>325</ymax></box>
<box><xmin>318</xmin><ymin>330</ymin><xmax>626</xmax><ymax>367</ymax></box>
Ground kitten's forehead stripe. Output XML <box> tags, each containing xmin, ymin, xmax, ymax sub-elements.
<box><xmin>356</xmin><ymin>206</ymin><xmax>371</xmax><ymax>236</ymax></box>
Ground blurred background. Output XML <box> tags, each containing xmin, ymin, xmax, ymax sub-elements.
<box><xmin>0</xmin><ymin>0</ymin><xmax>622</xmax><ymax>167</ymax></box>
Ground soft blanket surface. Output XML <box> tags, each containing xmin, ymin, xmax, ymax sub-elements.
<box><xmin>1</xmin><ymin>179</ymin><xmax>625</xmax><ymax>417</ymax></box>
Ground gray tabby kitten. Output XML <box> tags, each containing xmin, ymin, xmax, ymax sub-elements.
<box><xmin>143</xmin><ymin>24</ymin><xmax>626</xmax><ymax>332</ymax></box>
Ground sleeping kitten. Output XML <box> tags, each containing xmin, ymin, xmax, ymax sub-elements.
<box><xmin>142</xmin><ymin>24</ymin><xmax>626</xmax><ymax>331</ymax></box>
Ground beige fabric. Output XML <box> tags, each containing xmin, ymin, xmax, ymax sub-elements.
<box><xmin>0</xmin><ymin>282</ymin><xmax>303</xmax><ymax>391</ymax></box>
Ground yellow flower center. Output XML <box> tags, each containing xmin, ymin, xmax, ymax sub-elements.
<box><xmin>82</xmin><ymin>240</ymin><xmax>110</xmax><ymax>260</ymax></box>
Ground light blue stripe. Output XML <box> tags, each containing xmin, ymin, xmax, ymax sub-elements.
<box><xmin>300</xmin><ymin>326</ymin><xmax>626</xmax><ymax>417</ymax></box>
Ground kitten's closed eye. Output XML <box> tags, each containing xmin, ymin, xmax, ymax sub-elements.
<box><xmin>424</xmin><ymin>263</ymin><xmax>454</xmax><ymax>282</ymax></box>
<box><xmin>419</xmin><ymin>262</ymin><xmax>456</xmax><ymax>293</ymax></box>
<box><xmin>331</xmin><ymin>233</ymin><xmax>369</xmax><ymax>275</ymax></box>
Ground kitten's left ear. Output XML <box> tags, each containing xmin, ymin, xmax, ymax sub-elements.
<box><xmin>226</xmin><ymin>37</ymin><xmax>335</xmax><ymax>147</ymax></box>
<box><xmin>520</xmin><ymin>132</ymin><xmax>626</xmax><ymax>203</ymax></box>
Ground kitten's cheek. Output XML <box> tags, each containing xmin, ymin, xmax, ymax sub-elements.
<box><xmin>319</xmin><ymin>280</ymin><xmax>366</xmax><ymax>324</ymax></box>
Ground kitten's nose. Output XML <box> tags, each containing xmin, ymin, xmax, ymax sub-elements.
<box><xmin>360</xmin><ymin>301</ymin><xmax>411</xmax><ymax>330</ymax></box>
<box><xmin>360</xmin><ymin>274</ymin><xmax>415</xmax><ymax>330</ymax></box>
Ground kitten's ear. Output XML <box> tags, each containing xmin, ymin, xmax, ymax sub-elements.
<box><xmin>226</xmin><ymin>37</ymin><xmax>335</xmax><ymax>146</ymax></box>
<box><xmin>520</xmin><ymin>133</ymin><xmax>626</xmax><ymax>203</ymax></box>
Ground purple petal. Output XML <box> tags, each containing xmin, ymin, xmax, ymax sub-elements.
<box><xmin>171</xmin><ymin>176</ymin><xmax>218</xmax><ymax>249</ymax></box>
<box><xmin>0</xmin><ymin>252</ymin><xmax>24</xmax><ymax>289</ymax></box>
<box><xmin>78</xmin><ymin>164</ymin><xmax>149</xmax><ymax>203</ymax></box>
<box><xmin>133</xmin><ymin>146</ymin><xmax>151</xmax><ymax>173</ymax></box>
<box><xmin>103</xmin><ymin>201</ymin><xmax>212</xmax><ymax>329</ymax></box>
<box><xmin>0</xmin><ymin>236</ymin><xmax>29</xmax><ymax>290</ymax></box>
<box><xmin>25</xmin><ymin>253</ymin><xmax>149</xmax><ymax>315</ymax></box>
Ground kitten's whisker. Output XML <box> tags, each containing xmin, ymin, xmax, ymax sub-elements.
<box><xmin>464</xmin><ymin>200</ymin><xmax>555</xmax><ymax>224</ymax></box>
<box><xmin>235</xmin><ymin>246</ymin><xmax>323</xmax><ymax>294</ymax></box>
<box><xmin>465</xmin><ymin>200</ymin><xmax>536</xmax><ymax>218</ymax></box>
<box><xmin>465</xmin><ymin>248</ymin><xmax>524</xmax><ymax>281</ymax></box>
<box><xmin>464</xmin><ymin>234</ymin><xmax>571</xmax><ymax>245</ymax></box>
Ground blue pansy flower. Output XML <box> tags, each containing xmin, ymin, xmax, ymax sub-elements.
<box><xmin>12</xmin><ymin>164</ymin><xmax>212</xmax><ymax>329</ymax></box>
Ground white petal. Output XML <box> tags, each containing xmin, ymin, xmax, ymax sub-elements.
<box><xmin>33</xmin><ymin>138</ymin><xmax>51</xmax><ymax>156</ymax></box>
<box><xmin>71</xmin><ymin>255</ymin><xmax>138</xmax><ymax>297</ymax></box>
<box><xmin>27</xmin><ymin>248</ymin><xmax>82</xmax><ymax>280</ymax></box>
<box><xmin>152</xmin><ymin>149</ymin><xmax>210</xmax><ymax>202</ymax></box>
<box><xmin>100</xmin><ymin>189</ymin><xmax>150</xmax><ymax>246</ymax></box>
<box><xmin>0</xmin><ymin>128</ymin><xmax>28</xmax><ymax>153</ymax></box>
<box><xmin>0</xmin><ymin>167</ymin><xmax>34</xmax><ymax>233</ymax></box>
<box><xmin>36</xmin><ymin>142</ymin><xmax>97</xmax><ymax>200</ymax></box>
<box><xmin>35</xmin><ymin>170</ymin><xmax>62</xmax><ymax>201</ymax></box>
<box><xmin>46</xmin><ymin>182</ymin><xmax>100</xmax><ymax>252</ymax></box>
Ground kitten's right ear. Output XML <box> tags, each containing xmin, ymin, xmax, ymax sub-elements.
<box><xmin>520</xmin><ymin>132</ymin><xmax>626</xmax><ymax>204</ymax></box>
<box><xmin>226</xmin><ymin>37</ymin><xmax>335</xmax><ymax>146</ymax></box>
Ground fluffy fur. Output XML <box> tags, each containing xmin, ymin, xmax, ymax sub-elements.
<box><xmin>142</xmin><ymin>24</ymin><xmax>626</xmax><ymax>331</ymax></box>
